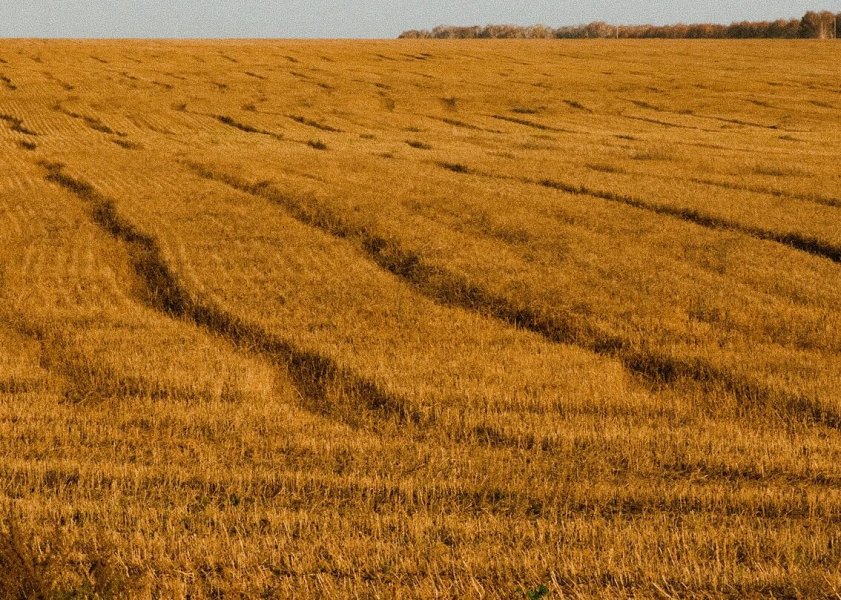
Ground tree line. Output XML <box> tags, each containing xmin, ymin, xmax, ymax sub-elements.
<box><xmin>399</xmin><ymin>11</ymin><xmax>840</xmax><ymax>39</ymax></box>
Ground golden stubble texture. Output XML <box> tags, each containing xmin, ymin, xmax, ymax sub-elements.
<box><xmin>0</xmin><ymin>39</ymin><xmax>839</xmax><ymax>598</ymax></box>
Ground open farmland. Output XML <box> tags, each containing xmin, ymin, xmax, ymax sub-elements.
<box><xmin>0</xmin><ymin>38</ymin><xmax>840</xmax><ymax>597</ymax></box>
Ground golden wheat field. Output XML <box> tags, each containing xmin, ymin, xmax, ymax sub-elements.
<box><xmin>0</xmin><ymin>38</ymin><xmax>840</xmax><ymax>598</ymax></box>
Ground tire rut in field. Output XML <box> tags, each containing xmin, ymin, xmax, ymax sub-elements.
<box><xmin>621</xmin><ymin>114</ymin><xmax>717</xmax><ymax>132</ymax></box>
<box><xmin>183</xmin><ymin>161</ymin><xmax>841</xmax><ymax>431</ymax></box>
<box><xmin>434</xmin><ymin>161</ymin><xmax>841</xmax><ymax>264</ymax></box>
<box><xmin>700</xmin><ymin>115</ymin><xmax>780</xmax><ymax>129</ymax></box>
<box><xmin>0</xmin><ymin>325</ymin><xmax>75</xmax><ymax>398</ymax></box>
<box><xmin>0</xmin><ymin>114</ymin><xmax>38</xmax><ymax>136</ymax></box>
<box><xmin>0</xmin><ymin>268</ymin><xmax>71</xmax><ymax>398</ymax></box>
<box><xmin>427</xmin><ymin>115</ymin><xmax>502</xmax><ymax>133</ymax></box>
<box><xmin>39</xmin><ymin>161</ymin><xmax>415</xmax><ymax>426</ymax></box>
<box><xmin>490</xmin><ymin>114</ymin><xmax>576</xmax><ymax>133</ymax></box>
<box><xmin>213</xmin><ymin>114</ymin><xmax>284</xmax><ymax>140</ymax></box>
<box><xmin>686</xmin><ymin>177</ymin><xmax>841</xmax><ymax>210</ymax></box>
<box><xmin>288</xmin><ymin>115</ymin><xmax>342</xmax><ymax>133</ymax></box>
<box><xmin>6</xmin><ymin>323</ymin><xmax>154</xmax><ymax>403</ymax></box>
<box><xmin>42</xmin><ymin>71</ymin><xmax>75</xmax><ymax>91</ymax></box>
<box><xmin>52</xmin><ymin>104</ymin><xmax>128</xmax><ymax>137</ymax></box>
<box><xmin>625</xmin><ymin>99</ymin><xmax>785</xmax><ymax>131</ymax></box>
<box><xmin>0</xmin><ymin>275</ymin><xmax>102</xmax><ymax>403</ymax></box>
<box><xmin>443</xmin><ymin>159</ymin><xmax>841</xmax><ymax>265</ymax></box>
<box><xmin>535</xmin><ymin>178</ymin><xmax>841</xmax><ymax>264</ymax></box>
<box><xmin>597</xmin><ymin>163</ymin><xmax>841</xmax><ymax>211</ymax></box>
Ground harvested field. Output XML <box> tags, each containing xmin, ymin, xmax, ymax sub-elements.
<box><xmin>0</xmin><ymin>39</ymin><xmax>839</xmax><ymax>598</ymax></box>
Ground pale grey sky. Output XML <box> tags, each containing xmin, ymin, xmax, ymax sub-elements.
<box><xmin>0</xmin><ymin>1</ymin><xmax>838</xmax><ymax>39</ymax></box>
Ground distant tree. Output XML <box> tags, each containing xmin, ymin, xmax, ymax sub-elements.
<box><xmin>584</xmin><ymin>22</ymin><xmax>615</xmax><ymax>38</ymax></box>
<box><xmin>687</xmin><ymin>23</ymin><xmax>727</xmax><ymax>38</ymax></box>
<box><xmin>398</xmin><ymin>11</ymin><xmax>840</xmax><ymax>40</ymax></box>
<box><xmin>800</xmin><ymin>11</ymin><xmax>821</xmax><ymax>37</ymax></box>
<box><xmin>397</xmin><ymin>29</ymin><xmax>430</xmax><ymax>39</ymax></box>
<box><xmin>525</xmin><ymin>25</ymin><xmax>554</xmax><ymax>39</ymax></box>
<box><xmin>800</xmin><ymin>11</ymin><xmax>836</xmax><ymax>38</ymax></box>
<box><xmin>480</xmin><ymin>24</ymin><xmax>527</xmax><ymax>38</ymax></box>
<box><xmin>431</xmin><ymin>25</ymin><xmax>482</xmax><ymax>39</ymax></box>
<box><xmin>823</xmin><ymin>10</ymin><xmax>838</xmax><ymax>38</ymax></box>
<box><xmin>554</xmin><ymin>25</ymin><xmax>585</xmax><ymax>39</ymax></box>
<box><xmin>765</xmin><ymin>19</ymin><xmax>802</xmax><ymax>38</ymax></box>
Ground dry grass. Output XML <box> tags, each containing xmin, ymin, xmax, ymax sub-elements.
<box><xmin>0</xmin><ymin>39</ymin><xmax>839</xmax><ymax>598</ymax></box>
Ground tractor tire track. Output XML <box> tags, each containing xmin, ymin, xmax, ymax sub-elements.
<box><xmin>182</xmin><ymin>160</ymin><xmax>841</xmax><ymax>431</ymax></box>
<box><xmin>686</xmin><ymin>177</ymin><xmax>841</xmax><ymax>210</ymax></box>
<box><xmin>590</xmin><ymin>163</ymin><xmax>841</xmax><ymax>210</ymax></box>
<box><xmin>0</xmin><ymin>113</ymin><xmax>38</xmax><ymax>136</ymax></box>
<box><xmin>490</xmin><ymin>114</ymin><xmax>577</xmax><ymax>134</ymax></box>
<box><xmin>0</xmin><ymin>322</ymin><xmax>72</xmax><ymax>399</ymax></box>
<box><xmin>624</xmin><ymin>99</ymin><xmax>788</xmax><ymax>131</ymax></box>
<box><xmin>621</xmin><ymin>113</ymin><xmax>717</xmax><ymax>132</ymax></box>
<box><xmin>213</xmin><ymin>114</ymin><xmax>284</xmax><ymax>139</ymax></box>
<box><xmin>40</xmin><ymin>161</ymin><xmax>416</xmax><ymax>427</ymax></box>
<box><xmin>0</xmin><ymin>261</ymin><xmax>65</xmax><ymax>397</ymax></box>
<box><xmin>52</xmin><ymin>104</ymin><xmax>128</xmax><ymax>137</ymax></box>
<box><xmin>0</xmin><ymin>74</ymin><xmax>16</xmax><ymax>91</ymax></box>
<box><xmin>426</xmin><ymin>115</ymin><xmax>503</xmax><ymax>133</ymax></box>
<box><xmin>435</xmin><ymin>161</ymin><xmax>841</xmax><ymax>264</ymax></box>
<box><xmin>288</xmin><ymin>115</ymin><xmax>342</xmax><ymax>133</ymax></box>
<box><xmin>535</xmin><ymin>178</ymin><xmax>841</xmax><ymax>264</ymax></box>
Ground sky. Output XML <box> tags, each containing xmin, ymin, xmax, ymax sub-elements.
<box><xmin>0</xmin><ymin>1</ymin><xmax>838</xmax><ymax>39</ymax></box>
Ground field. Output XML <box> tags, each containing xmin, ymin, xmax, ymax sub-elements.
<box><xmin>0</xmin><ymin>39</ymin><xmax>839</xmax><ymax>598</ymax></box>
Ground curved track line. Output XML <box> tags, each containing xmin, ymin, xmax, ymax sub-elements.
<box><xmin>40</xmin><ymin>162</ymin><xmax>416</xmax><ymax>426</ymax></box>
<box><xmin>535</xmin><ymin>178</ymin><xmax>841</xmax><ymax>264</ymax></box>
<box><xmin>183</xmin><ymin>160</ymin><xmax>841</xmax><ymax>431</ymax></box>
<box><xmin>433</xmin><ymin>161</ymin><xmax>841</xmax><ymax>265</ymax></box>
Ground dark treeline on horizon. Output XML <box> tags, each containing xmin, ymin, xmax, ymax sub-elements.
<box><xmin>399</xmin><ymin>10</ymin><xmax>840</xmax><ymax>39</ymax></box>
